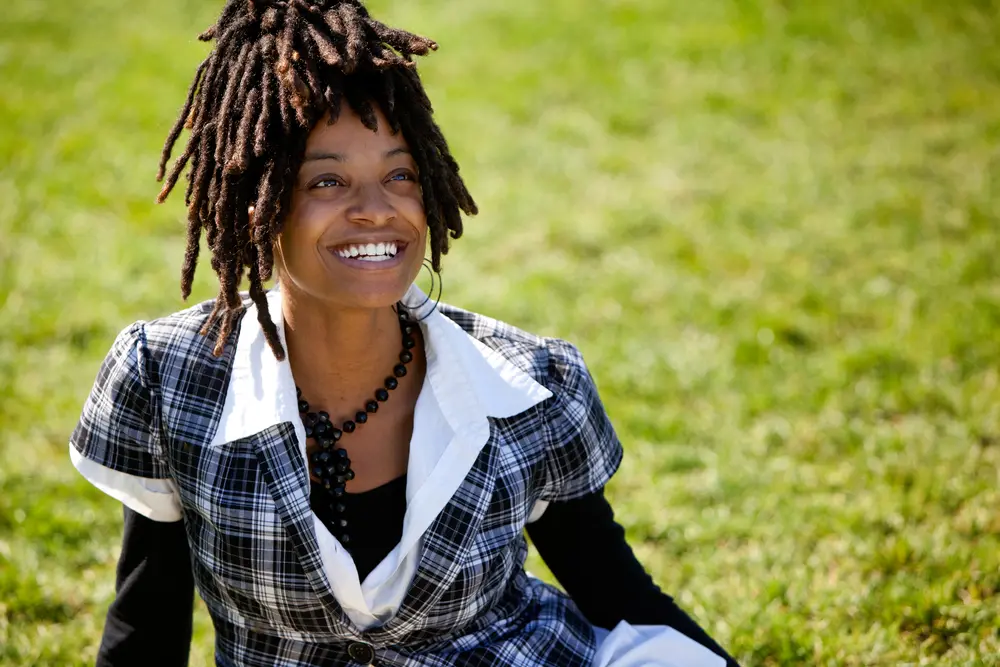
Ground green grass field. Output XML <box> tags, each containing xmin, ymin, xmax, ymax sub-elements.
<box><xmin>2</xmin><ymin>0</ymin><xmax>999</xmax><ymax>665</ymax></box>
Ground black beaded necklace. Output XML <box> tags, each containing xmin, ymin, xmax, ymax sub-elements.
<box><xmin>296</xmin><ymin>305</ymin><xmax>416</xmax><ymax>546</ymax></box>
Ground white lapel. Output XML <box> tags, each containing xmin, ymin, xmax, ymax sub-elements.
<box><xmin>396</xmin><ymin>285</ymin><xmax>552</xmax><ymax>541</ymax></box>
<box><xmin>350</xmin><ymin>287</ymin><xmax>552</xmax><ymax>623</ymax></box>
<box><xmin>209</xmin><ymin>290</ymin><xmax>302</xmax><ymax>447</ymax></box>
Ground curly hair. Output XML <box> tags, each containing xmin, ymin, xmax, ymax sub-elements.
<box><xmin>155</xmin><ymin>0</ymin><xmax>477</xmax><ymax>360</ymax></box>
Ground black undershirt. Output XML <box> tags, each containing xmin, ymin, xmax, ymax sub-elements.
<box><xmin>310</xmin><ymin>475</ymin><xmax>409</xmax><ymax>581</ymax></box>
<box><xmin>97</xmin><ymin>487</ymin><xmax>738</xmax><ymax>667</ymax></box>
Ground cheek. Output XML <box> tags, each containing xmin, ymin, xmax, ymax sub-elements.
<box><xmin>286</xmin><ymin>195</ymin><xmax>331</xmax><ymax>236</ymax></box>
<box><xmin>281</xmin><ymin>198</ymin><xmax>333</xmax><ymax>260</ymax></box>
<box><xmin>276</xmin><ymin>197</ymin><xmax>320</xmax><ymax>270</ymax></box>
<box><xmin>402</xmin><ymin>194</ymin><xmax>428</xmax><ymax>236</ymax></box>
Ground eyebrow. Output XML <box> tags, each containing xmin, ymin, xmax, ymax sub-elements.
<box><xmin>303</xmin><ymin>147</ymin><xmax>411</xmax><ymax>163</ymax></box>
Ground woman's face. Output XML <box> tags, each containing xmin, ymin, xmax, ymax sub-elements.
<box><xmin>277</xmin><ymin>106</ymin><xmax>426</xmax><ymax>311</ymax></box>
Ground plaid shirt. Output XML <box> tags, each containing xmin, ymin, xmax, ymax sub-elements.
<box><xmin>71</xmin><ymin>293</ymin><xmax>625</xmax><ymax>666</ymax></box>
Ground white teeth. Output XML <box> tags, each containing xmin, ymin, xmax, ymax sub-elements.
<box><xmin>334</xmin><ymin>242</ymin><xmax>401</xmax><ymax>259</ymax></box>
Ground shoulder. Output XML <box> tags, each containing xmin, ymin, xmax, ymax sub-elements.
<box><xmin>436</xmin><ymin>302</ymin><xmax>589</xmax><ymax>392</ymax></box>
<box><xmin>141</xmin><ymin>297</ymin><xmax>228</xmax><ymax>346</ymax></box>
<box><xmin>114</xmin><ymin>297</ymin><xmax>245</xmax><ymax>381</ymax></box>
<box><xmin>438</xmin><ymin>304</ymin><xmax>624</xmax><ymax>501</ymax></box>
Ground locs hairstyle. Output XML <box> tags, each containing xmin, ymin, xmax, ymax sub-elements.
<box><xmin>155</xmin><ymin>0</ymin><xmax>477</xmax><ymax>360</ymax></box>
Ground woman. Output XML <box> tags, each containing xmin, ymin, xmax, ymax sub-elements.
<box><xmin>70</xmin><ymin>1</ymin><xmax>740</xmax><ymax>665</ymax></box>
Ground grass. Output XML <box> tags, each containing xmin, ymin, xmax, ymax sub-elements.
<box><xmin>1</xmin><ymin>0</ymin><xmax>999</xmax><ymax>664</ymax></box>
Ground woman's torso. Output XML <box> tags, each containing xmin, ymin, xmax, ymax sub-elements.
<box><xmin>81</xmin><ymin>287</ymin><xmax>621</xmax><ymax>665</ymax></box>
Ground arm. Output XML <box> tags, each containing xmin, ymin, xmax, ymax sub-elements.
<box><xmin>96</xmin><ymin>506</ymin><xmax>194</xmax><ymax>667</ymax></box>
<box><xmin>526</xmin><ymin>489</ymin><xmax>740</xmax><ymax>667</ymax></box>
<box><xmin>69</xmin><ymin>324</ymin><xmax>193</xmax><ymax>665</ymax></box>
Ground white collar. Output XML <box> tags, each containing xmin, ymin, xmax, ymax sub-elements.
<box><xmin>209</xmin><ymin>284</ymin><xmax>552</xmax><ymax>447</ymax></box>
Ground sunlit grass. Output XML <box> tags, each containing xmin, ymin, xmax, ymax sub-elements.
<box><xmin>1</xmin><ymin>1</ymin><xmax>998</xmax><ymax>665</ymax></box>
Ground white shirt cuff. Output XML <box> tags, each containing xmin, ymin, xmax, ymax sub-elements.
<box><xmin>526</xmin><ymin>499</ymin><xmax>549</xmax><ymax>523</ymax></box>
<box><xmin>69</xmin><ymin>443</ymin><xmax>183</xmax><ymax>522</ymax></box>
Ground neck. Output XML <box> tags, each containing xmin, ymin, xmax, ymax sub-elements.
<box><xmin>281</xmin><ymin>287</ymin><xmax>404</xmax><ymax>405</ymax></box>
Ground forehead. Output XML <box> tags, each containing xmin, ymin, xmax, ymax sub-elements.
<box><xmin>304</xmin><ymin>106</ymin><xmax>409</xmax><ymax>159</ymax></box>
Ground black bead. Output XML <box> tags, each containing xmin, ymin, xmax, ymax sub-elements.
<box><xmin>393</xmin><ymin>364</ymin><xmax>407</xmax><ymax>378</ymax></box>
<box><xmin>337</xmin><ymin>518</ymin><xmax>348</xmax><ymax>529</ymax></box>
<box><xmin>345</xmin><ymin>470</ymin><xmax>355</xmax><ymax>481</ymax></box>
<box><xmin>334</xmin><ymin>502</ymin><xmax>346</xmax><ymax>513</ymax></box>
<box><xmin>296</xmin><ymin>386</ymin><xmax>302</xmax><ymax>399</ymax></box>
<box><xmin>399</xmin><ymin>351</ymin><xmax>413</xmax><ymax>364</ymax></box>
<box><xmin>334</xmin><ymin>474</ymin><xmax>347</xmax><ymax>484</ymax></box>
<box><xmin>312</xmin><ymin>466</ymin><xmax>324</xmax><ymax>478</ymax></box>
<box><xmin>332</xmin><ymin>485</ymin><xmax>345</xmax><ymax>498</ymax></box>
<box><xmin>311</xmin><ymin>450</ymin><xmax>330</xmax><ymax>463</ymax></box>
<box><xmin>403</xmin><ymin>324</ymin><xmax>415</xmax><ymax>335</ymax></box>
<box><xmin>335</xmin><ymin>461</ymin><xmax>350</xmax><ymax>473</ymax></box>
<box><xmin>402</xmin><ymin>337</ymin><xmax>416</xmax><ymax>350</ymax></box>
<box><xmin>330</xmin><ymin>427</ymin><xmax>342</xmax><ymax>441</ymax></box>
<box><xmin>366</xmin><ymin>400</ymin><xmax>379</xmax><ymax>413</ymax></box>
<box><xmin>326</xmin><ymin>465</ymin><xmax>339</xmax><ymax>478</ymax></box>
<box><xmin>342</xmin><ymin>420</ymin><xmax>356</xmax><ymax>433</ymax></box>
<box><xmin>317</xmin><ymin>411</ymin><xmax>330</xmax><ymax>422</ymax></box>
<box><xmin>340</xmin><ymin>534</ymin><xmax>351</xmax><ymax>545</ymax></box>
<box><xmin>375</xmin><ymin>388</ymin><xmax>389</xmax><ymax>402</ymax></box>
<box><xmin>304</xmin><ymin>424</ymin><xmax>314</xmax><ymax>438</ymax></box>
<box><xmin>355</xmin><ymin>411</ymin><xmax>368</xmax><ymax>424</ymax></box>
<box><xmin>305</xmin><ymin>411</ymin><xmax>318</xmax><ymax>424</ymax></box>
<box><xmin>384</xmin><ymin>376</ymin><xmax>398</xmax><ymax>391</ymax></box>
<box><xmin>318</xmin><ymin>437</ymin><xmax>334</xmax><ymax>450</ymax></box>
<box><xmin>334</xmin><ymin>448</ymin><xmax>349</xmax><ymax>459</ymax></box>
<box><xmin>298</xmin><ymin>399</ymin><xmax>310</xmax><ymax>413</ymax></box>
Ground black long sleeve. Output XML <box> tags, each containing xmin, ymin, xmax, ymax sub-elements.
<box><xmin>96</xmin><ymin>506</ymin><xmax>194</xmax><ymax>667</ymax></box>
<box><xmin>527</xmin><ymin>489</ymin><xmax>740</xmax><ymax>667</ymax></box>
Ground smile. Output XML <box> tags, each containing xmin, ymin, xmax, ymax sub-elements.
<box><xmin>334</xmin><ymin>241</ymin><xmax>399</xmax><ymax>262</ymax></box>
<box><xmin>328</xmin><ymin>240</ymin><xmax>409</xmax><ymax>270</ymax></box>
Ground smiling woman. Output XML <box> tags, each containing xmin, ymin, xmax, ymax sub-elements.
<box><xmin>68</xmin><ymin>1</ymin><xmax>738</xmax><ymax>666</ymax></box>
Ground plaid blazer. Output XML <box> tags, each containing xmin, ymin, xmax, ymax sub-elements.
<box><xmin>72</xmin><ymin>294</ymin><xmax>623</xmax><ymax>666</ymax></box>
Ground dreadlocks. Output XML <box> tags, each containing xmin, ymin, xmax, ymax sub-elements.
<box><xmin>155</xmin><ymin>0</ymin><xmax>477</xmax><ymax>360</ymax></box>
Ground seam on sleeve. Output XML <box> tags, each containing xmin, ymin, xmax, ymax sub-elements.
<box><xmin>135</xmin><ymin>322</ymin><xmax>171</xmax><ymax>473</ymax></box>
<box><xmin>539</xmin><ymin>337</ymin><xmax>624</xmax><ymax>503</ymax></box>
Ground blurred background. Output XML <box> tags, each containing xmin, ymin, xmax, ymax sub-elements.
<box><xmin>1</xmin><ymin>0</ymin><xmax>998</xmax><ymax>665</ymax></box>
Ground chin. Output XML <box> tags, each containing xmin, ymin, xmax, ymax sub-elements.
<box><xmin>328</xmin><ymin>277</ymin><xmax>415</xmax><ymax>311</ymax></box>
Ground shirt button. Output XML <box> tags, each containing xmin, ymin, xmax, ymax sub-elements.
<box><xmin>346</xmin><ymin>641</ymin><xmax>376</xmax><ymax>665</ymax></box>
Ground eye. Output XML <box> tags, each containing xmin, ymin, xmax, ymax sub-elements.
<box><xmin>310</xmin><ymin>176</ymin><xmax>344</xmax><ymax>189</ymax></box>
<box><xmin>387</xmin><ymin>170</ymin><xmax>417</xmax><ymax>183</ymax></box>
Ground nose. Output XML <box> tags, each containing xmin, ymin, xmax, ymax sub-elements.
<box><xmin>345</xmin><ymin>182</ymin><xmax>396</xmax><ymax>227</ymax></box>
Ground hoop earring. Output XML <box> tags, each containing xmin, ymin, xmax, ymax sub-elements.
<box><xmin>410</xmin><ymin>258</ymin><xmax>443</xmax><ymax>321</ymax></box>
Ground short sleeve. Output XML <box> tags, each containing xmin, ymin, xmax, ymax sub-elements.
<box><xmin>537</xmin><ymin>338</ymin><xmax>624</xmax><ymax>504</ymax></box>
<box><xmin>70</xmin><ymin>322</ymin><xmax>181</xmax><ymax>522</ymax></box>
